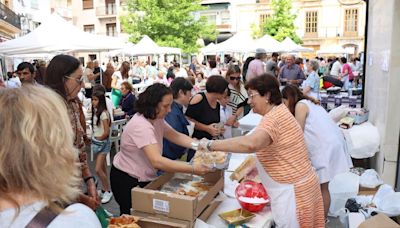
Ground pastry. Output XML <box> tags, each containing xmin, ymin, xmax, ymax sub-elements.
<box><xmin>109</xmin><ymin>215</ymin><xmax>141</xmax><ymax>228</ymax></box>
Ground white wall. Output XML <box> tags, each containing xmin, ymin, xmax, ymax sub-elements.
<box><xmin>364</xmin><ymin>0</ymin><xmax>400</xmax><ymax>186</ymax></box>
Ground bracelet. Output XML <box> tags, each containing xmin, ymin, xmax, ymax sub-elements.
<box><xmin>84</xmin><ymin>176</ymin><xmax>94</xmax><ymax>183</ymax></box>
<box><xmin>206</xmin><ymin>140</ymin><xmax>213</xmax><ymax>151</ymax></box>
<box><xmin>190</xmin><ymin>140</ymin><xmax>199</xmax><ymax>151</ymax></box>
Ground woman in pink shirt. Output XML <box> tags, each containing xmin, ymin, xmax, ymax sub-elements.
<box><xmin>110</xmin><ymin>83</ymin><xmax>211</xmax><ymax>215</ymax></box>
<box><xmin>339</xmin><ymin>57</ymin><xmax>354</xmax><ymax>90</ymax></box>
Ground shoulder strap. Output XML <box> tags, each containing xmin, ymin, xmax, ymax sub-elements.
<box><xmin>25</xmin><ymin>207</ymin><xmax>61</xmax><ymax>228</ymax></box>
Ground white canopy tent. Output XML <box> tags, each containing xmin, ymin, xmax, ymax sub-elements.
<box><xmin>201</xmin><ymin>32</ymin><xmax>255</xmax><ymax>54</ymax></box>
<box><xmin>316</xmin><ymin>44</ymin><xmax>353</xmax><ymax>55</ymax></box>
<box><xmin>0</xmin><ymin>14</ymin><xmax>125</xmax><ymax>56</ymax></box>
<box><xmin>253</xmin><ymin>34</ymin><xmax>284</xmax><ymax>53</ymax></box>
<box><xmin>280</xmin><ymin>37</ymin><xmax>313</xmax><ymax>53</ymax></box>
<box><xmin>200</xmin><ymin>42</ymin><xmax>215</xmax><ymax>54</ymax></box>
<box><xmin>128</xmin><ymin>35</ymin><xmax>181</xmax><ymax>56</ymax></box>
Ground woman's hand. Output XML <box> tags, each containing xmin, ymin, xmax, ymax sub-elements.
<box><xmin>193</xmin><ymin>163</ymin><xmax>213</xmax><ymax>175</ymax></box>
<box><xmin>199</xmin><ymin>138</ymin><xmax>212</xmax><ymax>152</ymax></box>
<box><xmin>225</xmin><ymin>115</ymin><xmax>236</xmax><ymax>126</ymax></box>
<box><xmin>80</xmin><ymin>194</ymin><xmax>100</xmax><ymax>210</ymax></box>
<box><xmin>207</xmin><ymin>124</ymin><xmax>220</xmax><ymax>137</ymax></box>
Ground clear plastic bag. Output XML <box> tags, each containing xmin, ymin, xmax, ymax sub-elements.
<box><xmin>359</xmin><ymin>169</ymin><xmax>383</xmax><ymax>188</ymax></box>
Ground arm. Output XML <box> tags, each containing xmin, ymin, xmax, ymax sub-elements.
<box><xmin>294</xmin><ymin>102</ymin><xmax>308</xmax><ymax>131</ymax></box>
<box><xmin>143</xmin><ymin>143</ymin><xmax>209</xmax><ymax>175</ymax></box>
<box><xmin>111</xmin><ymin>76</ymin><xmax>119</xmax><ymax>90</ymax></box>
<box><xmin>208</xmin><ymin>129</ymin><xmax>271</xmax><ymax>153</ymax></box>
<box><xmin>186</xmin><ymin>94</ymin><xmax>220</xmax><ymax>137</ymax></box>
<box><xmin>95</xmin><ymin>118</ymin><xmax>110</xmax><ymax>141</ymax></box>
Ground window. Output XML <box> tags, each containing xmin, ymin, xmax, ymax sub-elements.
<box><xmin>83</xmin><ymin>0</ymin><xmax>93</xmax><ymax>9</ymax></box>
<box><xmin>221</xmin><ymin>11</ymin><xmax>230</xmax><ymax>25</ymax></box>
<box><xmin>83</xmin><ymin>24</ymin><xmax>95</xmax><ymax>34</ymax></box>
<box><xmin>305</xmin><ymin>11</ymin><xmax>318</xmax><ymax>34</ymax></box>
<box><xmin>344</xmin><ymin>8</ymin><xmax>358</xmax><ymax>34</ymax></box>
<box><xmin>106</xmin><ymin>23</ymin><xmax>117</xmax><ymax>37</ymax></box>
<box><xmin>259</xmin><ymin>13</ymin><xmax>270</xmax><ymax>25</ymax></box>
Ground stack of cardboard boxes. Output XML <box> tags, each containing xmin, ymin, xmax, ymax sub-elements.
<box><xmin>131</xmin><ymin>171</ymin><xmax>224</xmax><ymax>228</ymax></box>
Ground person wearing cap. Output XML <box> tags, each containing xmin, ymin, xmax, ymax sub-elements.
<box><xmin>278</xmin><ymin>54</ymin><xmax>305</xmax><ymax>86</ymax></box>
<box><xmin>265</xmin><ymin>52</ymin><xmax>280</xmax><ymax>77</ymax></box>
<box><xmin>16</xmin><ymin>62</ymin><xmax>36</xmax><ymax>85</ymax></box>
<box><xmin>246</xmin><ymin>48</ymin><xmax>267</xmax><ymax>81</ymax></box>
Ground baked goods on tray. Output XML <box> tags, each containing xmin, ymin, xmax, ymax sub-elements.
<box><xmin>192</xmin><ymin>151</ymin><xmax>230</xmax><ymax>169</ymax></box>
<box><xmin>108</xmin><ymin>215</ymin><xmax>141</xmax><ymax>228</ymax></box>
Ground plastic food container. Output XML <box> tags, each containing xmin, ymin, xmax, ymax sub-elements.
<box><xmin>191</xmin><ymin>151</ymin><xmax>231</xmax><ymax>170</ymax></box>
<box><xmin>235</xmin><ymin>181</ymin><xmax>269</xmax><ymax>212</ymax></box>
<box><xmin>218</xmin><ymin>208</ymin><xmax>255</xmax><ymax>225</ymax></box>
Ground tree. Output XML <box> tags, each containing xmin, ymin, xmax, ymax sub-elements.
<box><xmin>260</xmin><ymin>0</ymin><xmax>302</xmax><ymax>44</ymax></box>
<box><xmin>120</xmin><ymin>0</ymin><xmax>218</xmax><ymax>54</ymax></box>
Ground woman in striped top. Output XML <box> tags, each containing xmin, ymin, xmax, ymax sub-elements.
<box><xmin>200</xmin><ymin>74</ymin><xmax>325</xmax><ymax>227</ymax></box>
<box><xmin>225</xmin><ymin>65</ymin><xmax>247</xmax><ymax>119</ymax></box>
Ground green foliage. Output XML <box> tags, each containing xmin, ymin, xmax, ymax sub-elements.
<box><xmin>120</xmin><ymin>0</ymin><xmax>218</xmax><ymax>54</ymax></box>
<box><xmin>261</xmin><ymin>0</ymin><xmax>302</xmax><ymax>44</ymax></box>
<box><xmin>250</xmin><ymin>23</ymin><xmax>263</xmax><ymax>39</ymax></box>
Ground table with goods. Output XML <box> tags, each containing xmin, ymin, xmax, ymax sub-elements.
<box><xmin>109</xmin><ymin>151</ymin><xmax>274</xmax><ymax>228</ymax></box>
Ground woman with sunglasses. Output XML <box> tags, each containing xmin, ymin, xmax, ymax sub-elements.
<box><xmin>45</xmin><ymin>54</ymin><xmax>100</xmax><ymax>211</ymax></box>
<box><xmin>225</xmin><ymin>65</ymin><xmax>247</xmax><ymax>124</ymax></box>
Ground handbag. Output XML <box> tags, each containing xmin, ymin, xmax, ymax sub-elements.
<box><xmin>95</xmin><ymin>206</ymin><xmax>110</xmax><ymax>228</ymax></box>
<box><xmin>25</xmin><ymin>206</ymin><xmax>64</xmax><ymax>228</ymax></box>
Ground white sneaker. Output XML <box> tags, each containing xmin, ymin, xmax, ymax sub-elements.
<box><xmin>97</xmin><ymin>190</ymin><xmax>103</xmax><ymax>198</ymax></box>
<box><xmin>101</xmin><ymin>191</ymin><xmax>113</xmax><ymax>204</ymax></box>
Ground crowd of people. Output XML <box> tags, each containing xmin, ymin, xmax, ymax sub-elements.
<box><xmin>0</xmin><ymin>51</ymin><xmax>356</xmax><ymax>227</ymax></box>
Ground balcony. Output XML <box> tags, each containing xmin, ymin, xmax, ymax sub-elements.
<box><xmin>0</xmin><ymin>2</ymin><xmax>21</xmax><ymax>30</ymax></box>
<box><xmin>96</xmin><ymin>4</ymin><xmax>117</xmax><ymax>18</ymax></box>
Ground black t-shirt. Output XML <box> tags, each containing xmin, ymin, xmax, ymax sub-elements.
<box><xmin>93</xmin><ymin>67</ymin><xmax>103</xmax><ymax>84</ymax></box>
<box><xmin>185</xmin><ymin>92</ymin><xmax>220</xmax><ymax>139</ymax></box>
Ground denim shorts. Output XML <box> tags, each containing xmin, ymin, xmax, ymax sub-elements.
<box><xmin>91</xmin><ymin>138</ymin><xmax>111</xmax><ymax>154</ymax></box>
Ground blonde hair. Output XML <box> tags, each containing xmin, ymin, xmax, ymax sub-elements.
<box><xmin>0</xmin><ymin>86</ymin><xmax>81</xmax><ymax>214</ymax></box>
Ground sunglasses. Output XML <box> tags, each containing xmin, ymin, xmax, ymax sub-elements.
<box><xmin>230</xmin><ymin>77</ymin><xmax>241</xmax><ymax>81</ymax></box>
<box><xmin>65</xmin><ymin>76</ymin><xmax>84</xmax><ymax>83</ymax></box>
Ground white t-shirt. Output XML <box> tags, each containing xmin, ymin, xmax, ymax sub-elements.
<box><xmin>220</xmin><ymin>105</ymin><xmax>233</xmax><ymax>139</ymax></box>
<box><xmin>112</xmin><ymin>71</ymin><xmax>125</xmax><ymax>88</ymax></box>
<box><xmin>93</xmin><ymin>110</ymin><xmax>110</xmax><ymax>137</ymax></box>
<box><xmin>0</xmin><ymin>201</ymin><xmax>101</xmax><ymax>228</ymax></box>
<box><xmin>330</xmin><ymin>61</ymin><xmax>342</xmax><ymax>77</ymax></box>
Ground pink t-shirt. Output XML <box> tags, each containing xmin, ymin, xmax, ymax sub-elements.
<box><xmin>246</xmin><ymin>59</ymin><xmax>265</xmax><ymax>81</ymax></box>
<box><xmin>113</xmin><ymin>113</ymin><xmax>172</xmax><ymax>182</ymax></box>
<box><xmin>342</xmin><ymin>63</ymin><xmax>354</xmax><ymax>80</ymax></box>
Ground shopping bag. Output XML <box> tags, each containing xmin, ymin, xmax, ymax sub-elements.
<box><xmin>95</xmin><ymin>206</ymin><xmax>109</xmax><ymax>228</ymax></box>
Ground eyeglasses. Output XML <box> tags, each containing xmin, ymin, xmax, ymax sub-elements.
<box><xmin>248</xmin><ymin>92</ymin><xmax>260</xmax><ymax>100</ymax></box>
<box><xmin>230</xmin><ymin>77</ymin><xmax>241</xmax><ymax>81</ymax></box>
<box><xmin>65</xmin><ymin>76</ymin><xmax>84</xmax><ymax>84</ymax></box>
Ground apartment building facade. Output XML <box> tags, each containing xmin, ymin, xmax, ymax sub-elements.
<box><xmin>200</xmin><ymin>0</ymin><xmax>366</xmax><ymax>56</ymax></box>
<box><xmin>0</xmin><ymin>0</ymin><xmax>21</xmax><ymax>42</ymax></box>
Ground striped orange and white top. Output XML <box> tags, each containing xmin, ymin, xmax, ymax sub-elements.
<box><xmin>256</xmin><ymin>103</ymin><xmax>325</xmax><ymax>228</ymax></box>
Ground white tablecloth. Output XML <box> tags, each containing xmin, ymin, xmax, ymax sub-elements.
<box><xmin>196</xmin><ymin>153</ymin><xmax>273</xmax><ymax>228</ymax></box>
<box><xmin>238</xmin><ymin>111</ymin><xmax>262</xmax><ymax>132</ymax></box>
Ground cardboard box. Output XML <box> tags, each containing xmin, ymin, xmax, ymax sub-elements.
<box><xmin>358</xmin><ymin>185</ymin><xmax>380</xmax><ymax>196</ymax></box>
<box><xmin>132</xmin><ymin>171</ymin><xmax>224</xmax><ymax>221</ymax></box>
<box><xmin>132</xmin><ymin>198</ymin><xmax>222</xmax><ymax>228</ymax></box>
<box><xmin>358</xmin><ymin>213</ymin><xmax>400</xmax><ymax>228</ymax></box>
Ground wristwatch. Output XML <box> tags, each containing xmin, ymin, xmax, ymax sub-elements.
<box><xmin>206</xmin><ymin>140</ymin><xmax>213</xmax><ymax>151</ymax></box>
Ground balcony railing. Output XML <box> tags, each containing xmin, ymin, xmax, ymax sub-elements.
<box><xmin>0</xmin><ymin>2</ymin><xmax>21</xmax><ymax>29</ymax></box>
<box><xmin>96</xmin><ymin>4</ymin><xmax>117</xmax><ymax>17</ymax></box>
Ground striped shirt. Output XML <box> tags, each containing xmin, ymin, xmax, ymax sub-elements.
<box><xmin>227</xmin><ymin>83</ymin><xmax>248</xmax><ymax>116</ymax></box>
<box><xmin>256</xmin><ymin>104</ymin><xmax>325</xmax><ymax>227</ymax></box>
